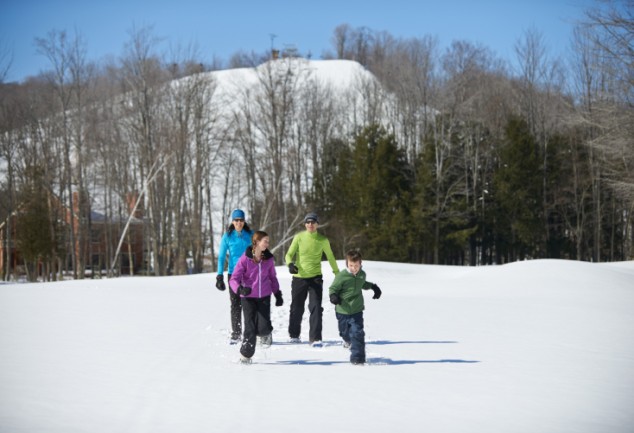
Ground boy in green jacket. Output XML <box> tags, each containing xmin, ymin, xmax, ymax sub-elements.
<box><xmin>329</xmin><ymin>249</ymin><xmax>381</xmax><ymax>365</ymax></box>
<box><xmin>285</xmin><ymin>212</ymin><xmax>339</xmax><ymax>346</ymax></box>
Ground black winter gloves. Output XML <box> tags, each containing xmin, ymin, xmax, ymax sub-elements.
<box><xmin>329</xmin><ymin>293</ymin><xmax>341</xmax><ymax>305</ymax></box>
<box><xmin>371</xmin><ymin>284</ymin><xmax>382</xmax><ymax>299</ymax></box>
<box><xmin>215</xmin><ymin>274</ymin><xmax>226</xmax><ymax>291</ymax></box>
<box><xmin>288</xmin><ymin>263</ymin><xmax>299</xmax><ymax>274</ymax></box>
<box><xmin>274</xmin><ymin>291</ymin><xmax>284</xmax><ymax>306</ymax></box>
<box><xmin>238</xmin><ymin>285</ymin><xmax>252</xmax><ymax>296</ymax></box>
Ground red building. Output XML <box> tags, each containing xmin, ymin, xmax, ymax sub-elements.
<box><xmin>0</xmin><ymin>192</ymin><xmax>146</xmax><ymax>280</ymax></box>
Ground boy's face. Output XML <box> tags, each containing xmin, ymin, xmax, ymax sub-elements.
<box><xmin>346</xmin><ymin>259</ymin><xmax>362</xmax><ymax>275</ymax></box>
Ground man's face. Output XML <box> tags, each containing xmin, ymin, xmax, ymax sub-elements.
<box><xmin>305</xmin><ymin>219</ymin><xmax>318</xmax><ymax>233</ymax></box>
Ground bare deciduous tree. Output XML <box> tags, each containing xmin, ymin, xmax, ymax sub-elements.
<box><xmin>35</xmin><ymin>29</ymin><xmax>93</xmax><ymax>277</ymax></box>
<box><xmin>119</xmin><ymin>25</ymin><xmax>173</xmax><ymax>275</ymax></box>
<box><xmin>571</xmin><ymin>0</ymin><xmax>634</xmax><ymax>259</ymax></box>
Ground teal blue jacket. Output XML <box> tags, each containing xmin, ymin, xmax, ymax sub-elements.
<box><xmin>217</xmin><ymin>229</ymin><xmax>253</xmax><ymax>275</ymax></box>
<box><xmin>329</xmin><ymin>268</ymin><xmax>374</xmax><ymax>315</ymax></box>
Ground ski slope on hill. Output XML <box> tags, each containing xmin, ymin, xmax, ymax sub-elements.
<box><xmin>1</xmin><ymin>259</ymin><xmax>633</xmax><ymax>433</ymax></box>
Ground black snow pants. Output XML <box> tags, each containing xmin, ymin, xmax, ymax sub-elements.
<box><xmin>228</xmin><ymin>273</ymin><xmax>242</xmax><ymax>340</ymax></box>
<box><xmin>288</xmin><ymin>275</ymin><xmax>324</xmax><ymax>342</ymax></box>
<box><xmin>240</xmin><ymin>296</ymin><xmax>273</xmax><ymax>359</ymax></box>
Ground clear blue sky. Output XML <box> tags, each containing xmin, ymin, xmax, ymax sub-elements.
<box><xmin>1</xmin><ymin>0</ymin><xmax>596</xmax><ymax>83</ymax></box>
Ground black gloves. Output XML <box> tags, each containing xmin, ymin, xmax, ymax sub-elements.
<box><xmin>371</xmin><ymin>284</ymin><xmax>382</xmax><ymax>299</ymax></box>
<box><xmin>329</xmin><ymin>293</ymin><xmax>341</xmax><ymax>305</ymax></box>
<box><xmin>274</xmin><ymin>291</ymin><xmax>284</xmax><ymax>306</ymax></box>
<box><xmin>238</xmin><ymin>285</ymin><xmax>252</xmax><ymax>296</ymax></box>
<box><xmin>288</xmin><ymin>263</ymin><xmax>299</xmax><ymax>274</ymax></box>
<box><xmin>216</xmin><ymin>274</ymin><xmax>226</xmax><ymax>291</ymax></box>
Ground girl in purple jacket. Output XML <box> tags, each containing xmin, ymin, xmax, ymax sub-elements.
<box><xmin>230</xmin><ymin>231</ymin><xmax>284</xmax><ymax>363</ymax></box>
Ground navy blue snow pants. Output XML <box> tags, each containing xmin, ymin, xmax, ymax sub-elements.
<box><xmin>336</xmin><ymin>311</ymin><xmax>365</xmax><ymax>363</ymax></box>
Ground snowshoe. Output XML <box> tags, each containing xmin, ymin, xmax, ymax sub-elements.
<box><xmin>259</xmin><ymin>334</ymin><xmax>272</xmax><ymax>348</ymax></box>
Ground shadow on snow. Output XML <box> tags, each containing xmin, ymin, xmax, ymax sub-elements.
<box><xmin>271</xmin><ymin>358</ymin><xmax>480</xmax><ymax>366</ymax></box>
<box><xmin>273</xmin><ymin>339</ymin><xmax>458</xmax><ymax>347</ymax></box>
<box><xmin>368</xmin><ymin>340</ymin><xmax>458</xmax><ymax>345</ymax></box>
<box><xmin>266</xmin><ymin>339</ymin><xmax>478</xmax><ymax>365</ymax></box>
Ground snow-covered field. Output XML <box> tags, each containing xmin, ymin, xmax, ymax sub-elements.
<box><xmin>1</xmin><ymin>259</ymin><xmax>633</xmax><ymax>433</ymax></box>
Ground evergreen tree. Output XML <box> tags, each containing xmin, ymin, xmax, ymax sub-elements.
<box><xmin>16</xmin><ymin>166</ymin><xmax>54</xmax><ymax>281</ymax></box>
<box><xmin>541</xmin><ymin>133</ymin><xmax>570</xmax><ymax>258</ymax></box>
<box><xmin>326</xmin><ymin>125</ymin><xmax>414</xmax><ymax>261</ymax></box>
<box><xmin>306</xmin><ymin>137</ymin><xmax>351</xmax><ymax>257</ymax></box>
<box><xmin>492</xmin><ymin>116</ymin><xmax>543</xmax><ymax>261</ymax></box>
<box><xmin>410</xmin><ymin>137</ymin><xmax>438</xmax><ymax>263</ymax></box>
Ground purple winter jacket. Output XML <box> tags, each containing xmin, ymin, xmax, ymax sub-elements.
<box><xmin>229</xmin><ymin>246</ymin><xmax>280</xmax><ymax>298</ymax></box>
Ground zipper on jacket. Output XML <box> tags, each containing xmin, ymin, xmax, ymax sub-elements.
<box><xmin>258</xmin><ymin>261</ymin><xmax>262</xmax><ymax>297</ymax></box>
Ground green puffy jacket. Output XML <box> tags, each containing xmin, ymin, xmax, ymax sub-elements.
<box><xmin>285</xmin><ymin>230</ymin><xmax>339</xmax><ymax>278</ymax></box>
<box><xmin>329</xmin><ymin>268</ymin><xmax>374</xmax><ymax>315</ymax></box>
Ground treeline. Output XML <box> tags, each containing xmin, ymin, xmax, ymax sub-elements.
<box><xmin>316</xmin><ymin>5</ymin><xmax>633</xmax><ymax>264</ymax></box>
<box><xmin>0</xmin><ymin>1</ymin><xmax>632</xmax><ymax>280</ymax></box>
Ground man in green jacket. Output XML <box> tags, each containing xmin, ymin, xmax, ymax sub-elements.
<box><xmin>329</xmin><ymin>249</ymin><xmax>381</xmax><ymax>365</ymax></box>
<box><xmin>285</xmin><ymin>212</ymin><xmax>339</xmax><ymax>346</ymax></box>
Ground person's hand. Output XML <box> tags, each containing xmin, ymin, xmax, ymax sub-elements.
<box><xmin>371</xmin><ymin>284</ymin><xmax>382</xmax><ymax>299</ymax></box>
<box><xmin>274</xmin><ymin>291</ymin><xmax>283</xmax><ymax>307</ymax></box>
<box><xmin>238</xmin><ymin>285</ymin><xmax>252</xmax><ymax>296</ymax></box>
<box><xmin>288</xmin><ymin>263</ymin><xmax>298</xmax><ymax>274</ymax></box>
<box><xmin>329</xmin><ymin>293</ymin><xmax>341</xmax><ymax>305</ymax></box>
<box><xmin>215</xmin><ymin>274</ymin><xmax>226</xmax><ymax>291</ymax></box>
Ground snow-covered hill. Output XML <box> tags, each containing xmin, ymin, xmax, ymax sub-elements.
<box><xmin>173</xmin><ymin>58</ymin><xmax>389</xmax><ymax>248</ymax></box>
<box><xmin>1</xmin><ymin>259</ymin><xmax>633</xmax><ymax>432</ymax></box>
<box><xmin>209</xmin><ymin>59</ymin><xmax>377</xmax><ymax>93</ymax></box>
<box><xmin>190</xmin><ymin>58</ymin><xmax>381</xmax><ymax>134</ymax></box>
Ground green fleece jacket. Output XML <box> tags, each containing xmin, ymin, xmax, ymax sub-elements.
<box><xmin>329</xmin><ymin>268</ymin><xmax>374</xmax><ymax>315</ymax></box>
<box><xmin>285</xmin><ymin>230</ymin><xmax>339</xmax><ymax>278</ymax></box>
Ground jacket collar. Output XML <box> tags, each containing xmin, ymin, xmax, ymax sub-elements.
<box><xmin>246</xmin><ymin>245</ymin><xmax>273</xmax><ymax>260</ymax></box>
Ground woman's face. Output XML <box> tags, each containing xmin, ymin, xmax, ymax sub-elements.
<box><xmin>256</xmin><ymin>236</ymin><xmax>270</xmax><ymax>250</ymax></box>
<box><xmin>232</xmin><ymin>218</ymin><xmax>245</xmax><ymax>231</ymax></box>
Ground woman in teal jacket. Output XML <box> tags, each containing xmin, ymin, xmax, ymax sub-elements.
<box><xmin>216</xmin><ymin>209</ymin><xmax>253</xmax><ymax>343</ymax></box>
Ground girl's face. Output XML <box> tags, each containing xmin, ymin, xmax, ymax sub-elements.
<box><xmin>256</xmin><ymin>236</ymin><xmax>270</xmax><ymax>250</ymax></box>
<box><xmin>347</xmin><ymin>259</ymin><xmax>362</xmax><ymax>275</ymax></box>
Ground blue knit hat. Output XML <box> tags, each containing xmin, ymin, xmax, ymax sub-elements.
<box><xmin>231</xmin><ymin>209</ymin><xmax>246</xmax><ymax>220</ymax></box>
